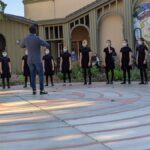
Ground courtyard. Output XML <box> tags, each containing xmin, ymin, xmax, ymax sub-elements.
<box><xmin>0</xmin><ymin>82</ymin><xmax>150</xmax><ymax>150</ymax></box>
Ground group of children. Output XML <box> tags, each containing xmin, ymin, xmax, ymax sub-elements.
<box><xmin>103</xmin><ymin>38</ymin><xmax>148</xmax><ymax>85</ymax></box>
<box><xmin>0</xmin><ymin>38</ymin><xmax>149</xmax><ymax>89</ymax></box>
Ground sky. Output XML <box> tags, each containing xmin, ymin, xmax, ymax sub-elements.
<box><xmin>3</xmin><ymin>0</ymin><xmax>24</xmax><ymax>16</ymax></box>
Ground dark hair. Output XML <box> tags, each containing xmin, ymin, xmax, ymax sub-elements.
<box><xmin>29</xmin><ymin>25</ymin><xmax>37</xmax><ymax>34</ymax></box>
<box><xmin>107</xmin><ymin>40</ymin><xmax>111</xmax><ymax>43</ymax></box>
<box><xmin>123</xmin><ymin>39</ymin><xmax>129</xmax><ymax>46</ymax></box>
<box><xmin>140</xmin><ymin>38</ymin><xmax>145</xmax><ymax>42</ymax></box>
<box><xmin>124</xmin><ymin>39</ymin><xmax>128</xmax><ymax>43</ymax></box>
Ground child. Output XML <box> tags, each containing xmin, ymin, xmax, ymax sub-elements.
<box><xmin>42</xmin><ymin>49</ymin><xmax>55</xmax><ymax>86</ymax></box>
<box><xmin>103</xmin><ymin>40</ymin><xmax>117</xmax><ymax>84</ymax></box>
<box><xmin>60</xmin><ymin>46</ymin><xmax>72</xmax><ymax>86</ymax></box>
<box><xmin>120</xmin><ymin>39</ymin><xmax>132</xmax><ymax>84</ymax></box>
<box><xmin>22</xmin><ymin>50</ymin><xmax>30</xmax><ymax>88</ymax></box>
<box><xmin>79</xmin><ymin>40</ymin><xmax>92</xmax><ymax>85</ymax></box>
<box><xmin>0</xmin><ymin>51</ymin><xmax>11</xmax><ymax>89</ymax></box>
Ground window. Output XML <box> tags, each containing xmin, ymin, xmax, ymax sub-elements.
<box><xmin>85</xmin><ymin>15</ymin><xmax>89</xmax><ymax>27</ymax></box>
<box><xmin>54</xmin><ymin>26</ymin><xmax>58</xmax><ymax>39</ymax></box>
<box><xmin>80</xmin><ymin>17</ymin><xmax>84</xmax><ymax>24</ymax></box>
<box><xmin>45</xmin><ymin>27</ymin><xmax>49</xmax><ymax>39</ymax></box>
<box><xmin>59</xmin><ymin>26</ymin><xmax>63</xmax><ymax>38</ymax></box>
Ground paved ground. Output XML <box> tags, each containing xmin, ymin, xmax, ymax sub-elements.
<box><xmin>0</xmin><ymin>82</ymin><xmax>150</xmax><ymax>150</ymax></box>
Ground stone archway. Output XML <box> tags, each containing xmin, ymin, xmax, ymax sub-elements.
<box><xmin>71</xmin><ymin>25</ymin><xmax>90</xmax><ymax>58</ymax></box>
<box><xmin>0</xmin><ymin>34</ymin><xmax>6</xmax><ymax>55</ymax></box>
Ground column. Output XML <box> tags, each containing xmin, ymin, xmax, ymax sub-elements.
<box><xmin>63</xmin><ymin>23</ymin><xmax>71</xmax><ymax>51</ymax></box>
<box><xmin>38</xmin><ymin>25</ymin><xmax>45</xmax><ymax>39</ymax></box>
<box><xmin>89</xmin><ymin>9</ymin><xmax>98</xmax><ymax>54</ymax></box>
<box><xmin>124</xmin><ymin>0</ymin><xmax>134</xmax><ymax>49</ymax></box>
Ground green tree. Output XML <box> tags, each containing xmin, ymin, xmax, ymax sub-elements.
<box><xmin>0</xmin><ymin>0</ymin><xmax>7</xmax><ymax>20</ymax></box>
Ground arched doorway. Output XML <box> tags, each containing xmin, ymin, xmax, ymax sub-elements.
<box><xmin>71</xmin><ymin>26</ymin><xmax>90</xmax><ymax>59</ymax></box>
<box><xmin>99</xmin><ymin>15</ymin><xmax>123</xmax><ymax>59</ymax></box>
<box><xmin>0</xmin><ymin>34</ymin><xmax>6</xmax><ymax>55</ymax></box>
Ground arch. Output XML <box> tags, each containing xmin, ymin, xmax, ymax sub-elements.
<box><xmin>70</xmin><ymin>24</ymin><xmax>89</xmax><ymax>35</ymax></box>
<box><xmin>71</xmin><ymin>25</ymin><xmax>90</xmax><ymax>58</ymax></box>
<box><xmin>0</xmin><ymin>34</ymin><xmax>6</xmax><ymax>52</ymax></box>
<box><xmin>97</xmin><ymin>12</ymin><xmax>124</xmax><ymax>57</ymax></box>
<box><xmin>132</xmin><ymin>0</ymin><xmax>150</xmax><ymax>9</ymax></box>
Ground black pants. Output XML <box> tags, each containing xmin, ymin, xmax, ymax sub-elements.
<box><xmin>122</xmin><ymin>69</ymin><xmax>131</xmax><ymax>83</ymax></box>
<box><xmin>140</xmin><ymin>68</ymin><xmax>148</xmax><ymax>83</ymax></box>
<box><xmin>46</xmin><ymin>75</ymin><xmax>54</xmax><ymax>86</ymax></box>
<box><xmin>2</xmin><ymin>78</ymin><xmax>10</xmax><ymax>88</ymax></box>
<box><xmin>63</xmin><ymin>72</ymin><xmax>71</xmax><ymax>83</ymax></box>
<box><xmin>105</xmin><ymin>68</ymin><xmax>114</xmax><ymax>83</ymax></box>
<box><xmin>24</xmin><ymin>76</ymin><xmax>31</xmax><ymax>86</ymax></box>
<box><xmin>83</xmin><ymin>68</ymin><xmax>91</xmax><ymax>84</ymax></box>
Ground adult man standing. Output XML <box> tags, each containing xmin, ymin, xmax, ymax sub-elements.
<box><xmin>20</xmin><ymin>25</ymin><xmax>50</xmax><ymax>95</ymax></box>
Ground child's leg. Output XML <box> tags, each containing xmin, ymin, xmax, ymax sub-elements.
<box><xmin>63</xmin><ymin>73</ymin><xmax>66</xmax><ymax>85</ymax></box>
<box><xmin>68</xmin><ymin>72</ymin><xmax>71</xmax><ymax>83</ymax></box>
<box><xmin>24</xmin><ymin>76</ymin><xmax>27</xmax><ymax>87</ymax></box>
<box><xmin>45</xmin><ymin>75</ymin><xmax>48</xmax><ymax>86</ymax></box>
<box><xmin>7</xmin><ymin>78</ymin><xmax>10</xmax><ymax>88</ymax></box>
<box><xmin>50</xmin><ymin>75</ymin><xmax>54</xmax><ymax>86</ymax></box>
<box><xmin>2</xmin><ymin>78</ymin><xmax>5</xmax><ymax>89</ymax></box>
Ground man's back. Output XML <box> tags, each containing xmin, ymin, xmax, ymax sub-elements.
<box><xmin>21</xmin><ymin>34</ymin><xmax>50</xmax><ymax>64</ymax></box>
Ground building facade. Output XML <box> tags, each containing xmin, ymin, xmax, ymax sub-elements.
<box><xmin>24</xmin><ymin>0</ymin><xmax>150</xmax><ymax>60</ymax></box>
<box><xmin>0</xmin><ymin>13</ymin><xmax>34</xmax><ymax>73</ymax></box>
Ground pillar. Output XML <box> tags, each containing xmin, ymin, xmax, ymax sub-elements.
<box><xmin>63</xmin><ymin>23</ymin><xmax>71</xmax><ymax>51</ymax></box>
<box><xmin>124</xmin><ymin>0</ymin><xmax>134</xmax><ymax>50</ymax></box>
<box><xmin>89</xmin><ymin>9</ymin><xmax>97</xmax><ymax>54</ymax></box>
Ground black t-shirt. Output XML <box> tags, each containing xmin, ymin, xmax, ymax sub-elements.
<box><xmin>42</xmin><ymin>54</ymin><xmax>53</xmax><ymax>68</ymax></box>
<box><xmin>80</xmin><ymin>46</ymin><xmax>91</xmax><ymax>68</ymax></box>
<box><xmin>103</xmin><ymin>47</ymin><xmax>116</xmax><ymax>69</ymax></box>
<box><xmin>22</xmin><ymin>55</ymin><xmax>28</xmax><ymax>68</ymax></box>
<box><xmin>120</xmin><ymin>46</ymin><xmax>132</xmax><ymax>63</ymax></box>
<box><xmin>61</xmin><ymin>52</ymin><xmax>71</xmax><ymax>73</ymax></box>
<box><xmin>136</xmin><ymin>44</ymin><xmax>148</xmax><ymax>62</ymax></box>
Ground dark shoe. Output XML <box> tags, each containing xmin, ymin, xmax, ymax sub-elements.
<box><xmin>128</xmin><ymin>81</ymin><xmax>131</xmax><ymax>84</ymax></box>
<box><xmin>89</xmin><ymin>82</ymin><xmax>92</xmax><ymax>85</ymax></box>
<box><xmin>8</xmin><ymin>86</ymin><xmax>10</xmax><ymax>89</ymax></box>
<box><xmin>23</xmin><ymin>85</ymin><xmax>27</xmax><ymax>88</ymax></box>
<box><xmin>84</xmin><ymin>82</ymin><xmax>87</xmax><ymax>85</ymax></box>
<box><xmin>45</xmin><ymin>84</ymin><xmax>48</xmax><ymax>86</ymax></box>
<box><xmin>106</xmin><ymin>81</ymin><xmax>109</xmax><ymax>84</ymax></box>
<box><xmin>33</xmin><ymin>90</ymin><xmax>37</xmax><ymax>95</ymax></box>
<box><xmin>40</xmin><ymin>91</ymin><xmax>48</xmax><ymax>95</ymax></box>
<box><xmin>121</xmin><ymin>82</ymin><xmax>126</xmax><ymax>84</ymax></box>
<box><xmin>110</xmin><ymin>81</ymin><xmax>113</xmax><ymax>84</ymax></box>
<box><xmin>51</xmin><ymin>83</ymin><xmax>54</xmax><ymax>87</ymax></box>
<box><xmin>139</xmin><ymin>82</ymin><xmax>144</xmax><ymax>85</ymax></box>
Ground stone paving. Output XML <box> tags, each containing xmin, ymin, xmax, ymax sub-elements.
<box><xmin>0</xmin><ymin>82</ymin><xmax>150</xmax><ymax>150</ymax></box>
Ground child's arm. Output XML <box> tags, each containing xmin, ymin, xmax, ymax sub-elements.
<box><xmin>52</xmin><ymin>59</ymin><xmax>55</xmax><ymax>71</ymax></box>
<box><xmin>0</xmin><ymin>62</ymin><xmax>2</xmax><ymax>74</ymax></box>
<box><xmin>22</xmin><ymin>60</ymin><xmax>24</xmax><ymax>72</ymax></box>
<box><xmin>69</xmin><ymin>57</ymin><xmax>72</xmax><ymax>70</ymax></box>
<box><xmin>60</xmin><ymin>57</ymin><xmax>62</xmax><ymax>71</ymax></box>
<box><xmin>9</xmin><ymin>62</ymin><xmax>12</xmax><ymax>73</ymax></box>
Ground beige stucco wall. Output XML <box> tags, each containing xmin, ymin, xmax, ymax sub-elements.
<box><xmin>24</xmin><ymin>0</ymin><xmax>55</xmax><ymax>21</ymax></box>
<box><xmin>0</xmin><ymin>20</ymin><xmax>29</xmax><ymax>73</ymax></box>
<box><xmin>100</xmin><ymin>15</ymin><xmax>124</xmax><ymax>61</ymax></box>
<box><xmin>54</xmin><ymin>0</ymin><xmax>95</xmax><ymax>18</ymax></box>
<box><xmin>24</xmin><ymin>0</ymin><xmax>95</xmax><ymax>20</ymax></box>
